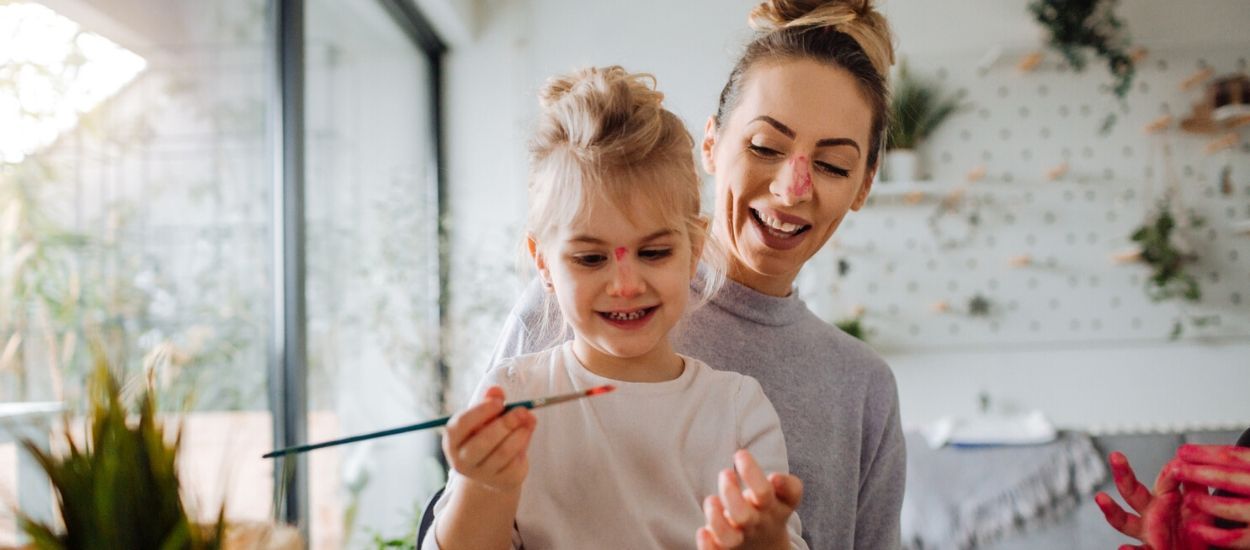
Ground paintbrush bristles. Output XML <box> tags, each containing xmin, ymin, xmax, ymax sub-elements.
<box><xmin>528</xmin><ymin>385</ymin><xmax>615</xmax><ymax>409</ymax></box>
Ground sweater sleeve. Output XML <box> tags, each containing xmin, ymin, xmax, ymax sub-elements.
<box><xmin>736</xmin><ymin>375</ymin><xmax>809</xmax><ymax>550</ymax></box>
<box><xmin>853</xmin><ymin>367</ymin><xmax>906</xmax><ymax>550</ymax></box>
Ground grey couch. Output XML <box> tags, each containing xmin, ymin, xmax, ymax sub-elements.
<box><xmin>983</xmin><ymin>429</ymin><xmax>1245</xmax><ymax>549</ymax></box>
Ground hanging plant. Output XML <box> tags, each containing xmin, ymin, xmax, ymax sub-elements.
<box><xmin>1130</xmin><ymin>204</ymin><xmax>1201</xmax><ymax>303</ymax></box>
<box><xmin>1028</xmin><ymin>0</ymin><xmax>1136</xmax><ymax>105</ymax></box>
<box><xmin>1127</xmin><ymin>200</ymin><xmax>1216</xmax><ymax>339</ymax></box>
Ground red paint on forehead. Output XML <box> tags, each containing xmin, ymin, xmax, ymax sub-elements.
<box><xmin>615</xmin><ymin>247</ymin><xmax>628</xmax><ymax>261</ymax></box>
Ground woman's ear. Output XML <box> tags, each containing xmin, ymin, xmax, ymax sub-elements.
<box><xmin>527</xmin><ymin>234</ymin><xmax>554</xmax><ymax>292</ymax></box>
<box><xmin>700</xmin><ymin>116</ymin><xmax>718</xmax><ymax>175</ymax></box>
<box><xmin>850</xmin><ymin>163</ymin><xmax>878</xmax><ymax>211</ymax></box>
<box><xmin>689</xmin><ymin>217</ymin><xmax>709</xmax><ymax>275</ymax></box>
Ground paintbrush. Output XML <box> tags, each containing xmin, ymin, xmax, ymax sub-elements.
<box><xmin>262</xmin><ymin>385</ymin><xmax>615</xmax><ymax>459</ymax></box>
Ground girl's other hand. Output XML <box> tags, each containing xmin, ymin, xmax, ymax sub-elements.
<box><xmin>441</xmin><ymin>385</ymin><xmax>537</xmax><ymax>493</ymax></box>
<box><xmin>697</xmin><ymin>449</ymin><xmax>803</xmax><ymax>550</ymax></box>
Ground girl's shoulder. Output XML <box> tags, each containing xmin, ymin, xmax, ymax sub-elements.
<box><xmin>681</xmin><ymin>355</ymin><xmax>767</xmax><ymax>401</ymax></box>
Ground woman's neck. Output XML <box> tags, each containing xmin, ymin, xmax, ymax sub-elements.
<box><xmin>724</xmin><ymin>256</ymin><xmax>797</xmax><ymax>298</ymax></box>
<box><xmin>571</xmin><ymin>338</ymin><xmax>685</xmax><ymax>383</ymax></box>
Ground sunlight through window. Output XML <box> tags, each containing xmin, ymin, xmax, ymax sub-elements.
<box><xmin>0</xmin><ymin>2</ymin><xmax>146</xmax><ymax>164</ymax></box>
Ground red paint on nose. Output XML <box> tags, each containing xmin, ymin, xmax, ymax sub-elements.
<box><xmin>614</xmin><ymin>247</ymin><xmax>627</xmax><ymax>261</ymax></box>
<box><xmin>789</xmin><ymin>155</ymin><xmax>812</xmax><ymax>197</ymax></box>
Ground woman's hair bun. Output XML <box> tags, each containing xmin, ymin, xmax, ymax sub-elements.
<box><xmin>747</xmin><ymin>0</ymin><xmax>893</xmax><ymax>80</ymax></box>
<box><xmin>748</xmin><ymin>0</ymin><xmax>874</xmax><ymax>31</ymax></box>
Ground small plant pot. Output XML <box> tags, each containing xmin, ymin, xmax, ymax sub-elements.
<box><xmin>884</xmin><ymin>149</ymin><xmax>920</xmax><ymax>182</ymax></box>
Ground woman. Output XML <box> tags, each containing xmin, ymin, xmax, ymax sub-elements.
<box><xmin>492</xmin><ymin>1</ymin><xmax>902</xmax><ymax>548</ymax></box>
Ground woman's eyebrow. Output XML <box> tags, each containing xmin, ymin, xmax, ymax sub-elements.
<box><xmin>750</xmin><ymin>115</ymin><xmax>862</xmax><ymax>153</ymax></box>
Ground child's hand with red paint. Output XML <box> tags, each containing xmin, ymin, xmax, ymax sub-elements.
<box><xmin>696</xmin><ymin>450</ymin><xmax>805</xmax><ymax>550</ymax></box>
<box><xmin>1171</xmin><ymin>444</ymin><xmax>1250</xmax><ymax>548</ymax></box>
<box><xmin>442</xmin><ymin>385</ymin><xmax>537</xmax><ymax>493</ymax></box>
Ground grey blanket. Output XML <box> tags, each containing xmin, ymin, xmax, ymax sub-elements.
<box><xmin>901</xmin><ymin>431</ymin><xmax>1107</xmax><ymax>549</ymax></box>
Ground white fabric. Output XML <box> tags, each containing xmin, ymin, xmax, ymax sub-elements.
<box><xmin>424</xmin><ymin>341</ymin><xmax>806</xmax><ymax>549</ymax></box>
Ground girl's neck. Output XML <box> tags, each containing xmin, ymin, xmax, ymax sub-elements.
<box><xmin>571</xmin><ymin>338</ymin><xmax>685</xmax><ymax>383</ymax></box>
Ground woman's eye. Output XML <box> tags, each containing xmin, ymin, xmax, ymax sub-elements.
<box><xmin>815</xmin><ymin>161</ymin><xmax>850</xmax><ymax>177</ymax></box>
<box><xmin>639</xmin><ymin>248</ymin><xmax>673</xmax><ymax>260</ymax></box>
<box><xmin>572</xmin><ymin>254</ymin><xmax>607</xmax><ymax>267</ymax></box>
<box><xmin>748</xmin><ymin>144</ymin><xmax>782</xmax><ymax>158</ymax></box>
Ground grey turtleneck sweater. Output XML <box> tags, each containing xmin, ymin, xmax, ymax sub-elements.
<box><xmin>490</xmin><ymin>274</ymin><xmax>905</xmax><ymax>550</ymax></box>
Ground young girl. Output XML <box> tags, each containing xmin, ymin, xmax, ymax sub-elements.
<box><xmin>422</xmin><ymin>66</ymin><xmax>805</xmax><ymax>549</ymax></box>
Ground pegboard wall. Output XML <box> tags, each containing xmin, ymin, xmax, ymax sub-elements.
<box><xmin>800</xmin><ymin>47</ymin><xmax>1250</xmax><ymax>352</ymax></box>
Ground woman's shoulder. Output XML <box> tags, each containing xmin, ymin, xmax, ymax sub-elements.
<box><xmin>489</xmin><ymin>345</ymin><xmax>568</xmax><ymax>389</ymax></box>
<box><xmin>793</xmin><ymin>309</ymin><xmax>897</xmax><ymax>385</ymax></box>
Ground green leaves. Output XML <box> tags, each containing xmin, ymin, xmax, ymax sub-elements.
<box><xmin>1129</xmin><ymin>206</ymin><xmax>1201</xmax><ymax>304</ymax></box>
<box><xmin>1029</xmin><ymin>0</ymin><xmax>1136</xmax><ymax>101</ymax></box>
<box><xmin>18</xmin><ymin>357</ymin><xmax>226</xmax><ymax>549</ymax></box>
<box><xmin>887</xmin><ymin>61</ymin><xmax>967</xmax><ymax>151</ymax></box>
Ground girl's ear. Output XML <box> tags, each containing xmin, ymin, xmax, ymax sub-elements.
<box><xmin>527</xmin><ymin>233</ymin><xmax>554</xmax><ymax>292</ymax></box>
<box><xmin>700</xmin><ymin>116</ymin><xmax>718</xmax><ymax>175</ymax></box>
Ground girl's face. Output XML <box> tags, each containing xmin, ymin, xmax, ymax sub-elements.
<box><xmin>531</xmin><ymin>190</ymin><xmax>702</xmax><ymax>382</ymax></box>
<box><xmin>702</xmin><ymin>58</ymin><xmax>877</xmax><ymax>297</ymax></box>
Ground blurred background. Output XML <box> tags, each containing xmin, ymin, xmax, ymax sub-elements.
<box><xmin>0</xmin><ymin>0</ymin><xmax>1247</xmax><ymax>548</ymax></box>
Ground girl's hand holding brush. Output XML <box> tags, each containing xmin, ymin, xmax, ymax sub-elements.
<box><xmin>443</xmin><ymin>385</ymin><xmax>538</xmax><ymax>493</ymax></box>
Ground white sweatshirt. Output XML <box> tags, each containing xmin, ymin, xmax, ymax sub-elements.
<box><xmin>425</xmin><ymin>341</ymin><xmax>806</xmax><ymax>549</ymax></box>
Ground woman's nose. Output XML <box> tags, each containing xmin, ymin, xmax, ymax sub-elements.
<box><xmin>770</xmin><ymin>155</ymin><xmax>813</xmax><ymax>206</ymax></box>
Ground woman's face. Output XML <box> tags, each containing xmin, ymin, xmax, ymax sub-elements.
<box><xmin>702</xmin><ymin>58</ymin><xmax>877</xmax><ymax>296</ymax></box>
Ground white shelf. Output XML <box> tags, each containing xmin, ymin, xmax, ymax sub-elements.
<box><xmin>868</xmin><ymin>179</ymin><xmax>967</xmax><ymax>201</ymax></box>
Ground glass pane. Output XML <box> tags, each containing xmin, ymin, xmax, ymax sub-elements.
<box><xmin>0</xmin><ymin>0</ymin><xmax>276</xmax><ymax>545</ymax></box>
<box><xmin>305</xmin><ymin>1</ymin><xmax>444</xmax><ymax>547</ymax></box>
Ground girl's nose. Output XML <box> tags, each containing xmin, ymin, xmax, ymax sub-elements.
<box><xmin>770</xmin><ymin>155</ymin><xmax>813</xmax><ymax>206</ymax></box>
<box><xmin>609</xmin><ymin>250</ymin><xmax>645</xmax><ymax>298</ymax></box>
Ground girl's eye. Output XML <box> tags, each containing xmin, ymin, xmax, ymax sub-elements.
<box><xmin>748</xmin><ymin>143</ymin><xmax>782</xmax><ymax>158</ymax></box>
<box><xmin>815</xmin><ymin>161</ymin><xmax>850</xmax><ymax>178</ymax></box>
<box><xmin>638</xmin><ymin>248</ymin><xmax>672</xmax><ymax>260</ymax></box>
<box><xmin>572</xmin><ymin>254</ymin><xmax>607</xmax><ymax>267</ymax></box>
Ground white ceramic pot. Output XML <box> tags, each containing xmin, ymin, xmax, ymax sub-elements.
<box><xmin>885</xmin><ymin>149</ymin><xmax>919</xmax><ymax>182</ymax></box>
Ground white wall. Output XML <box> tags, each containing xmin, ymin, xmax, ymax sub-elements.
<box><xmin>440</xmin><ymin>0</ymin><xmax>1250</xmax><ymax>431</ymax></box>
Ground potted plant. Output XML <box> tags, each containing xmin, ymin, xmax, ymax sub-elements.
<box><xmin>1126</xmin><ymin>198</ymin><xmax>1217</xmax><ymax>339</ymax></box>
<box><xmin>886</xmin><ymin>60</ymin><xmax>967</xmax><ymax>182</ymax></box>
<box><xmin>14</xmin><ymin>356</ymin><xmax>301</xmax><ymax>549</ymax></box>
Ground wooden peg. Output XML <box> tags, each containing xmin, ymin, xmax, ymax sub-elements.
<box><xmin>1144</xmin><ymin>114</ymin><xmax>1173</xmax><ymax>134</ymax></box>
<box><xmin>1017</xmin><ymin>51</ymin><xmax>1043</xmax><ymax>73</ymax></box>
<box><xmin>1111</xmin><ymin>248</ymin><xmax>1142</xmax><ymax>264</ymax></box>
<box><xmin>1181</xmin><ymin>67</ymin><xmax>1215</xmax><ymax>91</ymax></box>
<box><xmin>1205</xmin><ymin>132</ymin><xmax>1239</xmax><ymax>154</ymax></box>
<box><xmin>966</xmin><ymin>164</ymin><xmax>987</xmax><ymax>183</ymax></box>
<box><xmin>1045</xmin><ymin>162</ymin><xmax>1069</xmax><ymax>181</ymax></box>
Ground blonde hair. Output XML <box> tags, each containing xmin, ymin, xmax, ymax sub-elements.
<box><xmin>525</xmin><ymin>66</ymin><xmax>726</xmax><ymax>346</ymax></box>
<box><xmin>716</xmin><ymin>0</ymin><xmax>896</xmax><ymax>169</ymax></box>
